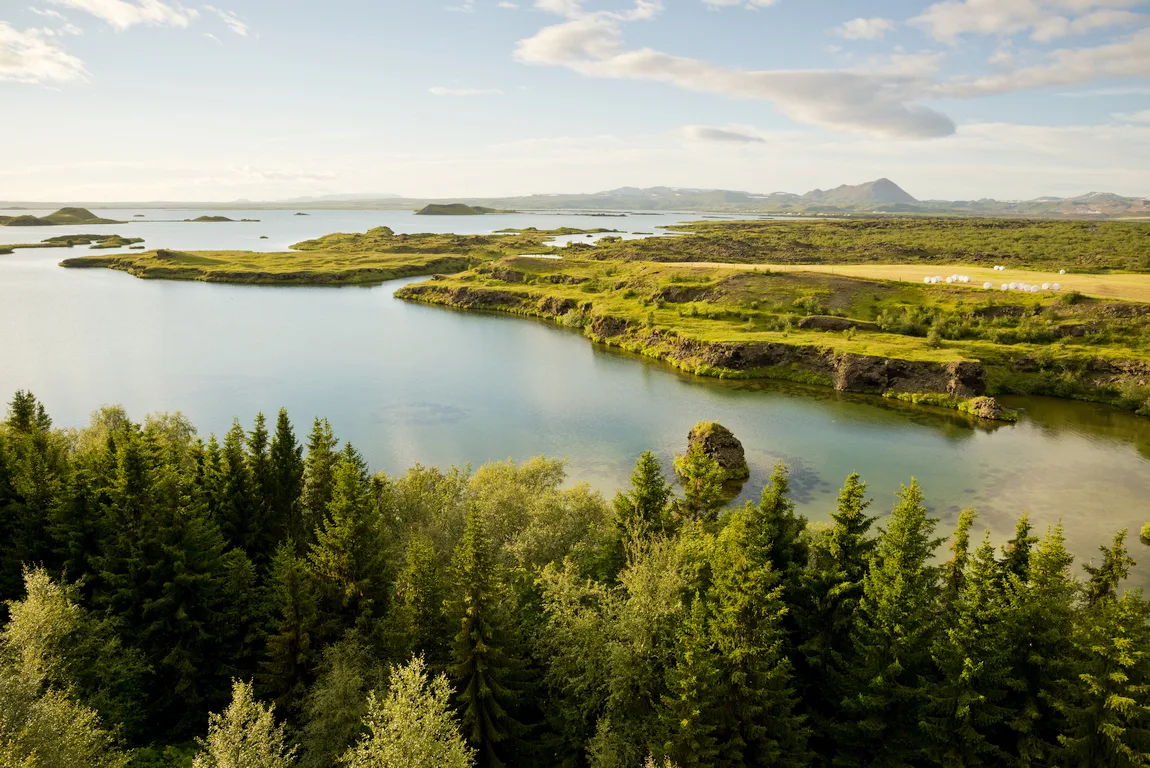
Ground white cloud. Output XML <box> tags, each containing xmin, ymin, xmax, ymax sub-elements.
<box><xmin>203</xmin><ymin>5</ymin><xmax>246</xmax><ymax>35</ymax></box>
<box><xmin>515</xmin><ymin>9</ymin><xmax>955</xmax><ymax>139</ymax></box>
<box><xmin>703</xmin><ymin>0</ymin><xmax>780</xmax><ymax>9</ymax></box>
<box><xmin>498</xmin><ymin>1</ymin><xmax>519</xmax><ymax>6</ymax></box>
<box><xmin>28</xmin><ymin>7</ymin><xmax>67</xmax><ymax>19</ymax></box>
<box><xmin>1114</xmin><ymin>109</ymin><xmax>1150</xmax><ymax>123</ymax></box>
<box><xmin>429</xmin><ymin>86</ymin><xmax>506</xmax><ymax>96</ymax></box>
<box><xmin>46</xmin><ymin>0</ymin><xmax>198</xmax><ymax>30</ymax></box>
<box><xmin>834</xmin><ymin>17</ymin><xmax>896</xmax><ymax>40</ymax></box>
<box><xmin>680</xmin><ymin>125</ymin><xmax>766</xmax><ymax>143</ymax></box>
<box><xmin>447</xmin><ymin>0</ymin><xmax>475</xmax><ymax>11</ymax></box>
<box><xmin>914</xmin><ymin>0</ymin><xmax>1147</xmax><ymax>43</ymax></box>
<box><xmin>0</xmin><ymin>22</ymin><xmax>87</xmax><ymax>83</ymax></box>
<box><xmin>1059</xmin><ymin>86</ymin><xmax>1150</xmax><ymax>96</ymax></box>
<box><xmin>936</xmin><ymin>27</ymin><xmax>1150</xmax><ymax>97</ymax></box>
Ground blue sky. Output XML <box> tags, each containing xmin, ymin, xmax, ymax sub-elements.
<box><xmin>1</xmin><ymin>0</ymin><xmax>1148</xmax><ymax>201</ymax></box>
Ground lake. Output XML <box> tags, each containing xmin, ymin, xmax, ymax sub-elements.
<box><xmin>3</xmin><ymin>208</ymin><xmax>1149</xmax><ymax>582</ymax></box>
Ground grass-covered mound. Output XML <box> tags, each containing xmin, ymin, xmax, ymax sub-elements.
<box><xmin>397</xmin><ymin>256</ymin><xmax>1150</xmax><ymax>414</ymax></box>
<box><xmin>0</xmin><ymin>207</ymin><xmax>124</xmax><ymax>226</ymax></box>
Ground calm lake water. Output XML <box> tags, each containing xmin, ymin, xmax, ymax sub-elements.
<box><xmin>3</xmin><ymin>209</ymin><xmax>1149</xmax><ymax>582</ymax></box>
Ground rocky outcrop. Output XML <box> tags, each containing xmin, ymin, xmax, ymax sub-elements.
<box><xmin>538</xmin><ymin>296</ymin><xmax>578</xmax><ymax>316</ymax></box>
<box><xmin>653</xmin><ymin>285</ymin><xmax>713</xmax><ymax>303</ymax></box>
<box><xmin>964</xmin><ymin>396</ymin><xmax>1007</xmax><ymax>420</ymax></box>
<box><xmin>833</xmin><ymin>356</ymin><xmax>986</xmax><ymax>397</ymax></box>
<box><xmin>797</xmin><ymin>315</ymin><xmax>881</xmax><ymax>333</ymax></box>
<box><xmin>687</xmin><ymin>422</ymin><xmax>749</xmax><ymax>481</ymax></box>
<box><xmin>490</xmin><ymin>268</ymin><xmax>526</xmax><ymax>283</ymax></box>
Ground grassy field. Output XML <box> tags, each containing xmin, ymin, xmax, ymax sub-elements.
<box><xmin>585</xmin><ymin>218</ymin><xmax>1150</xmax><ymax>272</ymax></box>
<box><xmin>2</xmin><ymin>234</ymin><xmax>144</xmax><ymax>255</ymax></box>
<box><xmin>681</xmin><ymin>263</ymin><xmax>1150</xmax><ymax>304</ymax></box>
<box><xmin>396</xmin><ymin>256</ymin><xmax>1150</xmax><ymax>415</ymax></box>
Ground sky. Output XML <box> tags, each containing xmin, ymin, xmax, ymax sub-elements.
<box><xmin>1</xmin><ymin>0</ymin><xmax>1149</xmax><ymax>202</ymax></box>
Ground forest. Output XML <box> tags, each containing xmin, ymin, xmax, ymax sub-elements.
<box><xmin>2</xmin><ymin>390</ymin><xmax>1149</xmax><ymax>768</ymax></box>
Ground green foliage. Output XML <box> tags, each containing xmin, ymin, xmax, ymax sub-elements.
<box><xmin>447</xmin><ymin>508</ymin><xmax>526</xmax><ymax>767</ymax></box>
<box><xmin>672</xmin><ymin>445</ymin><xmax>726</xmax><ymax>524</ymax></box>
<box><xmin>191</xmin><ymin>680</ymin><xmax>296</xmax><ymax>768</ymax></box>
<box><xmin>341</xmin><ymin>655</ymin><xmax>475</xmax><ymax>768</ymax></box>
<box><xmin>4</xmin><ymin>396</ymin><xmax>1150</xmax><ymax>768</ymax></box>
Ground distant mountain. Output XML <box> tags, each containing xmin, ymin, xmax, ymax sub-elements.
<box><xmin>279</xmin><ymin>193</ymin><xmax>403</xmax><ymax>203</ymax></box>
<box><xmin>801</xmin><ymin>178</ymin><xmax>917</xmax><ymax>205</ymax></box>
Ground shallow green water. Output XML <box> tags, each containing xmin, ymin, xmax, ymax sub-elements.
<box><xmin>2</xmin><ymin>209</ymin><xmax>1149</xmax><ymax>583</ymax></box>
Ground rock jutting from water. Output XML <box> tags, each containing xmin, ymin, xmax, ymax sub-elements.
<box><xmin>687</xmin><ymin>421</ymin><xmax>750</xmax><ymax>482</ymax></box>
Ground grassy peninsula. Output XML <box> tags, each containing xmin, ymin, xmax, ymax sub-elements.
<box><xmin>1</xmin><ymin>233</ymin><xmax>144</xmax><ymax>254</ymax></box>
<box><xmin>59</xmin><ymin>226</ymin><xmax>590</xmax><ymax>285</ymax></box>
<box><xmin>397</xmin><ymin>255</ymin><xmax>1150</xmax><ymax>416</ymax></box>
<box><xmin>0</xmin><ymin>207</ymin><xmax>124</xmax><ymax>226</ymax></box>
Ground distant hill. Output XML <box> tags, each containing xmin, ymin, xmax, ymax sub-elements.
<box><xmin>416</xmin><ymin>203</ymin><xmax>504</xmax><ymax>216</ymax></box>
<box><xmin>801</xmin><ymin>178</ymin><xmax>917</xmax><ymax>205</ymax></box>
<box><xmin>0</xmin><ymin>207</ymin><xmax>123</xmax><ymax>226</ymax></box>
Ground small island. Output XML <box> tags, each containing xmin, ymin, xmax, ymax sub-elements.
<box><xmin>183</xmin><ymin>215</ymin><xmax>261</xmax><ymax>223</ymax></box>
<box><xmin>0</xmin><ymin>207</ymin><xmax>124</xmax><ymax>226</ymax></box>
<box><xmin>294</xmin><ymin>212</ymin><xmax>309</xmax><ymax>216</ymax></box>
<box><xmin>415</xmin><ymin>203</ymin><xmax>512</xmax><ymax>216</ymax></box>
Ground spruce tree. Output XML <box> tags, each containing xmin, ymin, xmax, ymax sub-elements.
<box><xmin>448</xmin><ymin>507</ymin><xmax>526</xmax><ymax>768</ymax></box>
<box><xmin>217</xmin><ymin>420</ymin><xmax>258</xmax><ymax>555</ymax></box>
<box><xmin>393</xmin><ymin>532</ymin><xmax>451</xmax><ymax>669</ymax></box>
<box><xmin>924</xmin><ymin>534</ymin><xmax>1018</xmax><ymax>766</ymax></box>
<box><xmin>247</xmin><ymin>413</ymin><xmax>277</xmax><ymax>565</ymax></box>
<box><xmin>1004</xmin><ymin>523</ymin><xmax>1077</xmax><ymax>765</ymax></box>
<box><xmin>838</xmin><ymin>479</ymin><xmax>941</xmax><ymax>767</ymax></box>
<box><xmin>998</xmin><ymin>513</ymin><xmax>1038</xmax><ymax>585</ymax></box>
<box><xmin>1052</xmin><ymin>592</ymin><xmax>1150</xmax><ymax>766</ymax></box>
<box><xmin>269</xmin><ymin>409</ymin><xmax>305</xmax><ymax>552</ymax></box>
<box><xmin>262</xmin><ymin>540</ymin><xmax>319</xmax><ymax>712</ymax></box>
<box><xmin>660</xmin><ymin>594</ymin><xmax>720</xmax><ymax>768</ymax></box>
<box><xmin>307</xmin><ymin>449</ymin><xmax>388</xmax><ymax>639</ymax></box>
<box><xmin>301</xmin><ymin>418</ymin><xmax>338</xmax><ymax>545</ymax></box>
<box><xmin>707</xmin><ymin>493</ymin><xmax>809</xmax><ymax>768</ymax></box>
<box><xmin>798</xmin><ymin>473</ymin><xmax>876</xmax><ymax>767</ymax></box>
<box><xmin>614</xmin><ymin>451</ymin><xmax>673</xmax><ymax>535</ymax></box>
<box><xmin>672</xmin><ymin>444</ymin><xmax>726</xmax><ymax>524</ymax></box>
<box><xmin>942</xmin><ymin>509</ymin><xmax>975</xmax><ymax>603</ymax></box>
<box><xmin>1084</xmin><ymin>529</ymin><xmax>1137</xmax><ymax>607</ymax></box>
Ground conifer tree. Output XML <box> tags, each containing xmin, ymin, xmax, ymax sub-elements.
<box><xmin>262</xmin><ymin>540</ymin><xmax>319</xmax><ymax>712</ymax></box>
<box><xmin>307</xmin><ymin>449</ymin><xmax>388</xmax><ymax>639</ymax></box>
<box><xmin>754</xmin><ymin>464</ymin><xmax>810</xmax><ymax>662</ymax></box>
<box><xmin>1084</xmin><ymin>529</ymin><xmax>1137</xmax><ymax>607</ymax></box>
<box><xmin>247</xmin><ymin>413</ymin><xmax>277</xmax><ymax>564</ymax></box>
<box><xmin>924</xmin><ymin>534</ymin><xmax>1018</xmax><ymax>766</ymax></box>
<box><xmin>999</xmin><ymin>513</ymin><xmax>1038</xmax><ymax>585</ymax></box>
<box><xmin>217</xmin><ymin>420</ymin><xmax>258</xmax><ymax>555</ymax></box>
<box><xmin>393</xmin><ymin>532</ymin><xmax>451</xmax><ymax>669</ymax></box>
<box><xmin>707</xmin><ymin>494</ymin><xmax>809</xmax><ymax>768</ymax></box>
<box><xmin>942</xmin><ymin>509</ymin><xmax>975</xmax><ymax>603</ymax></box>
<box><xmin>614</xmin><ymin>451</ymin><xmax>673</xmax><ymax>535</ymax></box>
<box><xmin>93</xmin><ymin>426</ymin><xmax>231</xmax><ymax>736</ymax></box>
<box><xmin>270</xmin><ymin>409</ymin><xmax>305</xmax><ymax>551</ymax></box>
<box><xmin>798</xmin><ymin>473</ymin><xmax>876</xmax><ymax>766</ymax></box>
<box><xmin>660</xmin><ymin>595</ymin><xmax>720</xmax><ymax>768</ymax></box>
<box><xmin>1052</xmin><ymin>592</ymin><xmax>1150</xmax><ymax>766</ymax></box>
<box><xmin>192</xmin><ymin>679</ymin><xmax>297</xmax><ymax>768</ymax></box>
<box><xmin>1003</xmin><ymin>523</ymin><xmax>1078</xmax><ymax>765</ymax></box>
<box><xmin>302</xmin><ymin>418</ymin><xmax>338</xmax><ymax>544</ymax></box>
<box><xmin>838</xmin><ymin>479</ymin><xmax>941</xmax><ymax>767</ymax></box>
<box><xmin>448</xmin><ymin>507</ymin><xmax>526</xmax><ymax>768</ymax></box>
<box><xmin>672</xmin><ymin>445</ymin><xmax>726</xmax><ymax>523</ymax></box>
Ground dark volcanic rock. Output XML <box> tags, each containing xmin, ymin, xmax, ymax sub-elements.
<box><xmin>965</xmin><ymin>396</ymin><xmax>1006</xmax><ymax>420</ymax></box>
<box><xmin>797</xmin><ymin>315</ymin><xmax>881</xmax><ymax>332</ymax></box>
<box><xmin>687</xmin><ymin>421</ymin><xmax>749</xmax><ymax>481</ymax></box>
